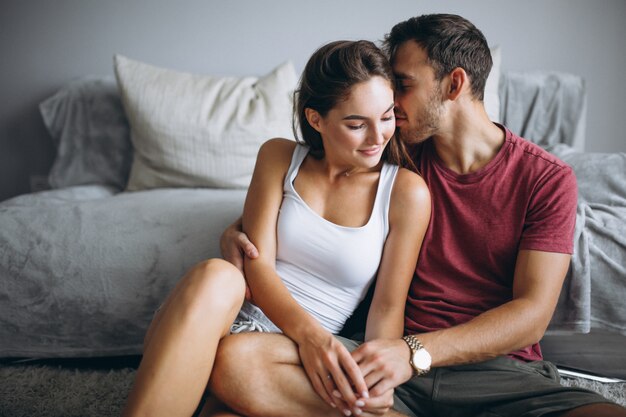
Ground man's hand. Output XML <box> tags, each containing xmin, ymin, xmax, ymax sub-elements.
<box><xmin>351</xmin><ymin>339</ymin><xmax>414</xmax><ymax>398</ymax></box>
<box><xmin>220</xmin><ymin>216</ymin><xmax>259</xmax><ymax>271</ymax></box>
<box><xmin>219</xmin><ymin>216</ymin><xmax>258</xmax><ymax>299</ymax></box>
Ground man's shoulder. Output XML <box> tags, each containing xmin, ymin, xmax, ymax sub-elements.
<box><xmin>506</xmin><ymin>129</ymin><xmax>573</xmax><ymax>174</ymax></box>
<box><xmin>504</xmin><ymin>129</ymin><xmax>577</xmax><ymax>199</ymax></box>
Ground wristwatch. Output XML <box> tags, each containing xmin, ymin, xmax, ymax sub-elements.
<box><xmin>402</xmin><ymin>335</ymin><xmax>432</xmax><ymax>376</ymax></box>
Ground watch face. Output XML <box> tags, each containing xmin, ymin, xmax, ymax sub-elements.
<box><xmin>413</xmin><ymin>348</ymin><xmax>432</xmax><ymax>370</ymax></box>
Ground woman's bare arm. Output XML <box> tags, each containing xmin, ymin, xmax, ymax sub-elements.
<box><xmin>364</xmin><ymin>168</ymin><xmax>431</xmax><ymax>342</ymax></box>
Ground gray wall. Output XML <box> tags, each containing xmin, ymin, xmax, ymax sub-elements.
<box><xmin>2</xmin><ymin>0</ymin><xmax>625</xmax><ymax>201</ymax></box>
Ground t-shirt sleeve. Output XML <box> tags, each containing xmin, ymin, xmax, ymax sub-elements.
<box><xmin>519</xmin><ymin>164</ymin><xmax>578</xmax><ymax>254</ymax></box>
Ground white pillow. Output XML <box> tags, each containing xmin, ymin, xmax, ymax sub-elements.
<box><xmin>484</xmin><ymin>46</ymin><xmax>502</xmax><ymax>123</ymax></box>
<box><xmin>114</xmin><ymin>55</ymin><xmax>298</xmax><ymax>190</ymax></box>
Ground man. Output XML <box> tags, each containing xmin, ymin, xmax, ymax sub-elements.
<box><xmin>213</xmin><ymin>14</ymin><xmax>626</xmax><ymax>417</ymax></box>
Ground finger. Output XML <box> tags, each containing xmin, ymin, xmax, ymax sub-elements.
<box><xmin>323</xmin><ymin>374</ymin><xmax>360</xmax><ymax>417</ymax></box>
<box><xmin>220</xmin><ymin>237</ymin><xmax>245</xmax><ymax>272</ymax></box>
<box><xmin>316</xmin><ymin>374</ymin><xmax>339</xmax><ymax>410</ymax></box>
<box><xmin>298</xmin><ymin>345</ymin><xmax>342</xmax><ymax>410</ymax></box>
<box><xmin>350</xmin><ymin>342</ymin><xmax>369</xmax><ymax>363</ymax></box>
<box><xmin>368</xmin><ymin>376</ymin><xmax>397</xmax><ymax>399</ymax></box>
<box><xmin>305</xmin><ymin>367</ymin><xmax>335</xmax><ymax>408</ymax></box>
<box><xmin>331</xmin><ymin>395</ymin><xmax>352</xmax><ymax>416</ymax></box>
<box><xmin>321</xmin><ymin>373</ymin><xmax>348</xmax><ymax>413</ymax></box>
<box><xmin>353</xmin><ymin>347</ymin><xmax>375</xmax><ymax>376</ymax></box>
<box><xmin>320</xmin><ymin>371</ymin><xmax>341</xmax><ymax>409</ymax></box>
<box><xmin>321</xmin><ymin>371</ymin><xmax>337</xmax><ymax>400</ymax></box>
<box><xmin>362</xmin><ymin>369</ymin><xmax>385</xmax><ymax>391</ymax></box>
<box><xmin>338</xmin><ymin>349</ymin><xmax>369</xmax><ymax>399</ymax></box>
<box><xmin>360</xmin><ymin>389</ymin><xmax>394</xmax><ymax>414</ymax></box>
<box><xmin>325</xmin><ymin>367</ymin><xmax>361</xmax><ymax>416</ymax></box>
<box><xmin>237</xmin><ymin>234</ymin><xmax>259</xmax><ymax>258</ymax></box>
<box><xmin>329</xmin><ymin>365</ymin><xmax>358</xmax><ymax>407</ymax></box>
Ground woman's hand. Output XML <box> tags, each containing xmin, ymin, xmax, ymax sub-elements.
<box><xmin>357</xmin><ymin>388</ymin><xmax>395</xmax><ymax>417</ymax></box>
<box><xmin>296</xmin><ymin>330</ymin><xmax>369</xmax><ymax>415</ymax></box>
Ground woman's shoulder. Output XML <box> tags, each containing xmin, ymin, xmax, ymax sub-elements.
<box><xmin>259</xmin><ymin>137</ymin><xmax>297</xmax><ymax>154</ymax></box>
<box><xmin>257</xmin><ymin>138</ymin><xmax>299</xmax><ymax>166</ymax></box>
<box><xmin>391</xmin><ymin>168</ymin><xmax>431</xmax><ymax>209</ymax></box>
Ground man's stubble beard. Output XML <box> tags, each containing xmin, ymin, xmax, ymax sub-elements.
<box><xmin>397</xmin><ymin>84</ymin><xmax>445</xmax><ymax>145</ymax></box>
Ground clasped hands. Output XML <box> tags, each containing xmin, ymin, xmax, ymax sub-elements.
<box><xmin>298</xmin><ymin>333</ymin><xmax>414</xmax><ymax>416</ymax></box>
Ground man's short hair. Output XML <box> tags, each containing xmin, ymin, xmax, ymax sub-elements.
<box><xmin>383</xmin><ymin>14</ymin><xmax>493</xmax><ymax>101</ymax></box>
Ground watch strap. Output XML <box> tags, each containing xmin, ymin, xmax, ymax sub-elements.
<box><xmin>402</xmin><ymin>334</ymin><xmax>430</xmax><ymax>376</ymax></box>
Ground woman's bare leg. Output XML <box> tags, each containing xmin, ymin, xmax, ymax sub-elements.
<box><xmin>123</xmin><ymin>258</ymin><xmax>246</xmax><ymax>417</ymax></box>
<box><xmin>210</xmin><ymin>333</ymin><xmax>407</xmax><ymax>417</ymax></box>
<box><xmin>197</xmin><ymin>396</ymin><xmax>242</xmax><ymax>417</ymax></box>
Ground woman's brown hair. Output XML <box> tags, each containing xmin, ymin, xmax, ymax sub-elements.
<box><xmin>293</xmin><ymin>40</ymin><xmax>416</xmax><ymax>171</ymax></box>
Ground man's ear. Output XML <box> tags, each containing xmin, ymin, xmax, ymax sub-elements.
<box><xmin>305</xmin><ymin>108</ymin><xmax>323</xmax><ymax>132</ymax></box>
<box><xmin>446</xmin><ymin>67</ymin><xmax>468</xmax><ymax>101</ymax></box>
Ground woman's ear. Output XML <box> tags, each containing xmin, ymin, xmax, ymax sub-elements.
<box><xmin>445</xmin><ymin>67</ymin><xmax>468</xmax><ymax>101</ymax></box>
<box><xmin>305</xmin><ymin>108</ymin><xmax>323</xmax><ymax>133</ymax></box>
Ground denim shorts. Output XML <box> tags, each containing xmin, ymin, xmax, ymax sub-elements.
<box><xmin>230</xmin><ymin>300</ymin><xmax>281</xmax><ymax>334</ymax></box>
<box><xmin>336</xmin><ymin>336</ymin><xmax>614</xmax><ymax>417</ymax></box>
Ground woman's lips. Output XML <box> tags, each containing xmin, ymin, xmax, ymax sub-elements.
<box><xmin>359</xmin><ymin>146</ymin><xmax>381</xmax><ymax>156</ymax></box>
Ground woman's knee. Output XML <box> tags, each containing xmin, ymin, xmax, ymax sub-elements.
<box><xmin>189</xmin><ymin>258</ymin><xmax>245</xmax><ymax>294</ymax></box>
<box><xmin>143</xmin><ymin>259</ymin><xmax>244</xmax><ymax>350</ymax></box>
<box><xmin>179</xmin><ymin>259</ymin><xmax>246</xmax><ymax>312</ymax></box>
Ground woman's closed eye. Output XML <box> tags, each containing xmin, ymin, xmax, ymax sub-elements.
<box><xmin>347</xmin><ymin>115</ymin><xmax>393</xmax><ymax>130</ymax></box>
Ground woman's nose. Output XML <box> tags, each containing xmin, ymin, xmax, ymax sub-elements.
<box><xmin>368</xmin><ymin>124</ymin><xmax>385</xmax><ymax>145</ymax></box>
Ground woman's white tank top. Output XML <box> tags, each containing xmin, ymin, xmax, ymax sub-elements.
<box><xmin>275</xmin><ymin>144</ymin><xmax>399</xmax><ymax>333</ymax></box>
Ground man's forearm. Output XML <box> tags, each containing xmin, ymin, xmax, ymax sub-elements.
<box><xmin>352</xmin><ymin>297</ymin><xmax>553</xmax><ymax>400</ymax></box>
<box><xmin>419</xmin><ymin>250</ymin><xmax>569</xmax><ymax>367</ymax></box>
<box><xmin>418</xmin><ymin>297</ymin><xmax>550</xmax><ymax>367</ymax></box>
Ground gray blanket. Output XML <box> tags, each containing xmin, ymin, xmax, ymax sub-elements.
<box><xmin>501</xmin><ymin>71</ymin><xmax>625</xmax><ymax>334</ymax></box>
<box><xmin>500</xmin><ymin>71</ymin><xmax>587</xmax><ymax>151</ymax></box>
<box><xmin>548</xmin><ymin>145</ymin><xmax>626</xmax><ymax>334</ymax></box>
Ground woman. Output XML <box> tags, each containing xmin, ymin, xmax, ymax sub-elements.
<box><xmin>123</xmin><ymin>40</ymin><xmax>431</xmax><ymax>417</ymax></box>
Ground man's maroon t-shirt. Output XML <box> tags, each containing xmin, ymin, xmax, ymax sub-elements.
<box><xmin>405</xmin><ymin>126</ymin><xmax>578</xmax><ymax>361</ymax></box>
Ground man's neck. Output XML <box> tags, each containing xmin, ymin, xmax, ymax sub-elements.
<box><xmin>431</xmin><ymin>104</ymin><xmax>505</xmax><ymax>175</ymax></box>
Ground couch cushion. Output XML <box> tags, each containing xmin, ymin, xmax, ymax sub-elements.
<box><xmin>114</xmin><ymin>55</ymin><xmax>297</xmax><ymax>190</ymax></box>
<box><xmin>40</xmin><ymin>77</ymin><xmax>132</xmax><ymax>190</ymax></box>
<box><xmin>0</xmin><ymin>187</ymin><xmax>246</xmax><ymax>357</ymax></box>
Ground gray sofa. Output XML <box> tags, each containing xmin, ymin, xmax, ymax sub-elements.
<box><xmin>0</xmin><ymin>70</ymin><xmax>624</xmax><ymax>359</ymax></box>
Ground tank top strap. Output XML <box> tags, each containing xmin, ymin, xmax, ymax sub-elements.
<box><xmin>375</xmin><ymin>162</ymin><xmax>400</xmax><ymax>235</ymax></box>
<box><xmin>283</xmin><ymin>143</ymin><xmax>309</xmax><ymax>191</ymax></box>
